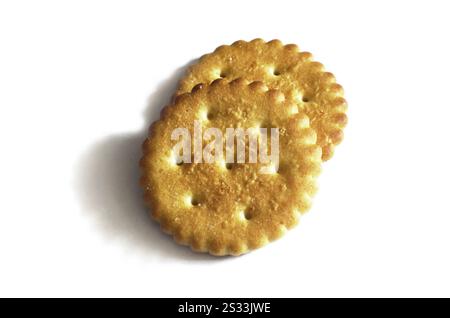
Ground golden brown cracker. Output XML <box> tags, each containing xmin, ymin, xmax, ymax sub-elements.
<box><xmin>176</xmin><ymin>39</ymin><xmax>347</xmax><ymax>161</ymax></box>
<box><xmin>141</xmin><ymin>78</ymin><xmax>322</xmax><ymax>256</ymax></box>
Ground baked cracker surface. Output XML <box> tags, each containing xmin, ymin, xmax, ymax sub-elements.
<box><xmin>141</xmin><ymin>79</ymin><xmax>322</xmax><ymax>256</ymax></box>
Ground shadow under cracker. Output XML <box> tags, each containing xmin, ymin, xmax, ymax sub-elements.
<box><xmin>75</xmin><ymin>60</ymin><xmax>234</xmax><ymax>261</ymax></box>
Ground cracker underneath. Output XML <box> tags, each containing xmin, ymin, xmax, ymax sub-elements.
<box><xmin>176</xmin><ymin>39</ymin><xmax>347</xmax><ymax>161</ymax></box>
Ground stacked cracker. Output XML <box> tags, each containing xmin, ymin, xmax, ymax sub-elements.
<box><xmin>141</xmin><ymin>39</ymin><xmax>347</xmax><ymax>256</ymax></box>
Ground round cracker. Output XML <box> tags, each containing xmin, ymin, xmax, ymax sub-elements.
<box><xmin>141</xmin><ymin>79</ymin><xmax>322</xmax><ymax>256</ymax></box>
<box><xmin>176</xmin><ymin>39</ymin><xmax>347</xmax><ymax>161</ymax></box>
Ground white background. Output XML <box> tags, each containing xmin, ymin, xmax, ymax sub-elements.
<box><xmin>1</xmin><ymin>0</ymin><xmax>449</xmax><ymax>297</ymax></box>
